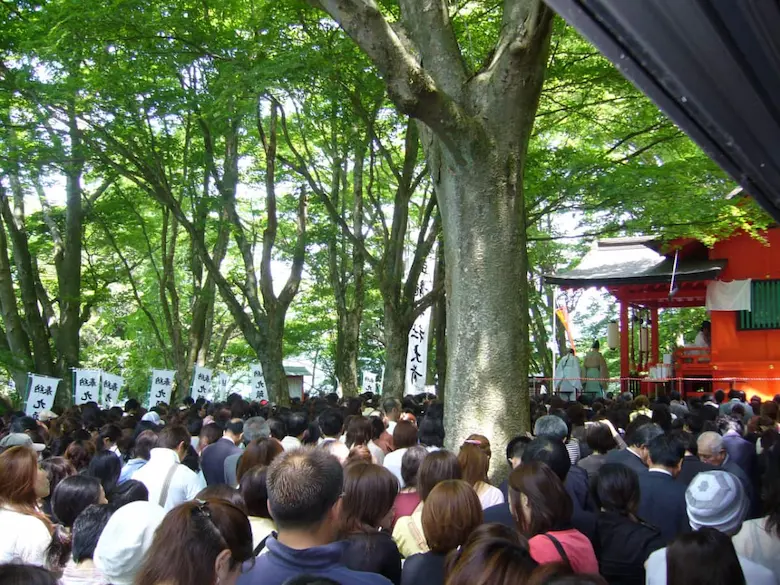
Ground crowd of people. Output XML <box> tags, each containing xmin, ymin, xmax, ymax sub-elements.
<box><xmin>0</xmin><ymin>386</ymin><xmax>779</xmax><ymax>585</ymax></box>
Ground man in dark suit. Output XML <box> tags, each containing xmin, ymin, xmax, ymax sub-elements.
<box><xmin>672</xmin><ymin>430</ymin><xmax>717</xmax><ymax>485</ymax></box>
<box><xmin>637</xmin><ymin>433</ymin><xmax>691</xmax><ymax>543</ymax></box>
<box><xmin>224</xmin><ymin>416</ymin><xmax>271</xmax><ymax>487</ymax></box>
<box><xmin>718</xmin><ymin>416</ymin><xmax>757</xmax><ymax>479</ymax></box>
<box><xmin>201</xmin><ymin>418</ymin><xmax>243</xmax><ymax>485</ymax></box>
<box><xmin>484</xmin><ymin>437</ymin><xmax>597</xmax><ymax>543</ymax></box>
<box><xmin>605</xmin><ymin>421</ymin><xmax>664</xmax><ymax>476</ymax></box>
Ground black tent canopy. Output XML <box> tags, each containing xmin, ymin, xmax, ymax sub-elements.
<box><xmin>545</xmin><ymin>0</ymin><xmax>780</xmax><ymax>220</ymax></box>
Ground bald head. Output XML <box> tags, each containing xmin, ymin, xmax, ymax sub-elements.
<box><xmin>697</xmin><ymin>431</ymin><xmax>726</xmax><ymax>466</ymax></box>
<box><xmin>267</xmin><ymin>448</ymin><xmax>343</xmax><ymax>530</ymax></box>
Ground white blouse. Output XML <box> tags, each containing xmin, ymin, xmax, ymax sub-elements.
<box><xmin>0</xmin><ymin>507</ymin><xmax>51</xmax><ymax>566</ymax></box>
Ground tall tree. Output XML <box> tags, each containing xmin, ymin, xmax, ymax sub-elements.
<box><xmin>304</xmin><ymin>0</ymin><xmax>555</xmax><ymax>455</ymax></box>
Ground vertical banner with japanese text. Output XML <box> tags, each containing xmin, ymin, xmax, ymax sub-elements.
<box><xmin>405</xmin><ymin>250</ymin><xmax>436</xmax><ymax>394</ymax></box>
<box><xmin>25</xmin><ymin>374</ymin><xmax>61</xmax><ymax>418</ymax></box>
<box><xmin>217</xmin><ymin>373</ymin><xmax>230</xmax><ymax>401</ymax></box>
<box><xmin>74</xmin><ymin>369</ymin><xmax>101</xmax><ymax>405</ymax></box>
<box><xmin>250</xmin><ymin>363</ymin><xmax>268</xmax><ymax>402</ymax></box>
<box><xmin>362</xmin><ymin>371</ymin><xmax>378</xmax><ymax>394</ymax></box>
<box><xmin>101</xmin><ymin>372</ymin><xmax>124</xmax><ymax>409</ymax></box>
<box><xmin>190</xmin><ymin>366</ymin><xmax>213</xmax><ymax>401</ymax></box>
<box><xmin>149</xmin><ymin>369</ymin><xmax>176</xmax><ymax>408</ymax></box>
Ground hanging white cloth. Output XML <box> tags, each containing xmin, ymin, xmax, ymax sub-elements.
<box><xmin>705</xmin><ymin>280</ymin><xmax>752</xmax><ymax>311</ymax></box>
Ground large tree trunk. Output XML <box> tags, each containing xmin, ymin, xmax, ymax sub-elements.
<box><xmin>432</xmin><ymin>241</ymin><xmax>447</xmax><ymax>396</ymax></box>
<box><xmin>383</xmin><ymin>304</ymin><xmax>411</xmax><ymax>398</ymax></box>
<box><xmin>264</xmin><ymin>313</ymin><xmax>290</xmax><ymax>406</ymax></box>
<box><xmin>435</xmin><ymin>148</ymin><xmax>531</xmax><ymax>471</ymax></box>
<box><xmin>336</xmin><ymin>311</ymin><xmax>361</xmax><ymax>397</ymax></box>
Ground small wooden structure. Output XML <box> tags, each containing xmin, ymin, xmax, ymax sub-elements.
<box><xmin>547</xmin><ymin>228</ymin><xmax>780</xmax><ymax>400</ymax></box>
<box><xmin>284</xmin><ymin>364</ymin><xmax>312</xmax><ymax>401</ymax></box>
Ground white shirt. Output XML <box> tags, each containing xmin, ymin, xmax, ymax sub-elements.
<box><xmin>133</xmin><ymin>448</ymin><xmax>205</xmax><ymax>511</ymax></box>
<box><xmin>368</xmin><ymin>441</ymin><xmax>385</xmax><ymax>465</ymax></box>
<box><xmin>0</xmin><ymin>507</ymin><xmax>51</xmax><ymax>566</ymax></box>
<box><xmin>475</xmin><ymin>482</ymin><xmax>505</xmax><ymax>509</ymax></box>
<box><xmin>648</xmin><ymin>468</ymin><xmax>673</xmax><ymax>477</ymax></box>
<box><xmin>384</xmin><ymin>447</ymin><xmax>408</xmax><ymax>488</ymax></box>
<box><xmin>387</xmin><ymin>421</ymin><xmax>397</xmax><ymax>436</ymax></box>
<box><xmin>645</xmin><ymin>546</ymin><xmax>775</xmax><ymax>585</ymax></box>
<box><xmin>280</xmin><ymin>436</ymin><xmax>302</xmax><ymax>451</ymax></box>
<box><xmin>733</xmin><ymin>517</ymin><xmax>780</xmax><ymax>580</ymax></box>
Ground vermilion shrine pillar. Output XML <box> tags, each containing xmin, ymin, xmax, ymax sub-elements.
<box><xmin>620</xmin><ymin>301</ymin><xmax>630</xmax><ymax>393</ymax></box>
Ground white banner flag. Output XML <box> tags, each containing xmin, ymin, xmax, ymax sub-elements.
<box><xmin>101</xmin><ymin>372</ymin><xmax>124</xmax><ymax>409</ymax></box>
<box><xmin>149</xmin><ymin>369</ymin><xmax>176</xmax><ymax>408</ymax></box>
<box><xmin>250</xmin><ymin>363</ymin><xmax>268</xmax><ymax>402</ymax></box>
<box><xmin>26</xmin><ymin>374</ymin><xmax>60</xmax><ymax>418</ymax></box>
<box><xmin>363</xmin><ymin>371</ymin><xmax>378</xmax><ymax>393</ymax></box>
<box><xmin>405</xmin><ymin>250</ymin><xmax>436</xmax><ymax>394</ymax></box>
<box><xmin>217</xmin><ymin>373</ymin><xmax>230</xmax><ymax>401</ymax></box>
<box><xmin>74</xmin><ymin>369</ymin><xmax>101</xmax><ymax>405</ymax></box>
<box><xmin>190</xmin><ymin>366</ymin><xmax>213</xmax><ymax>401</ymax></box>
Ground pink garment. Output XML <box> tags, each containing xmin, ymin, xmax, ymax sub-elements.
<box><xmin>392</xmin><ymin>491</ymin><xmax>421</xmax><ymax>527</ymax></box>
<box><xmin>529</xmin><ymin>529</ymin><xmax>599</xmax><ymax>574</ymax></box>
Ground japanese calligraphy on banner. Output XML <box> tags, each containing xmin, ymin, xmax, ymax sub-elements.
<box><xmin>405</xmin><ymin>249</ymin><xmax>436</xmax><ymax>394</ymax></box>
<box><xmin>74</xmin><ymin>369</ymin><xmax>101</xmax><ymax>405</ymax></box>
<box><xmin>250</xmin><ymin>363</ymin><xmax>268</xmax><ymax>402</ymax></box>
<box><xmin>190</xmin><ymin>366</ymin><xmax>213</xmax><ymax>400</ymax></box>
<box><xmin>363</xmin><ymin>371</ymin><xmax>378</xmax><ymax>394</ymax></box>
<box><xmin>101</xmin><ymin>372</ymin><xmax>124</xmax><ymax>409</ymax></box>
<box><xmin>26</xmin><ymin>374</ymin><xmax>61</xmax><ymax>418</ymax></box>
<box><xmin>149</xmin><ymin>369</ymin><xmax>175</xmax><ymax>408</ymax></box>
<box><xmin>217</xmin><ymin>373</ymin><xmax>230</xmax><ymax>401</ymax></box>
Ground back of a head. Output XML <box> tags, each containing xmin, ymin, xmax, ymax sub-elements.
<box><xmin>86</xmin><ymin>451</ymin><xmax>122</xmax><ymax>495</ymax></box>
<box><xmin>157</xmin><ymin>425</ymin><xmax>190</xmax><ymax>451</ymax></box>
<box><xmin>287</xmin><ymin>413</ymin><xmax>309</xmax><ymax>438</ymax></box>
<box><xmin>393</xmin><ymin>420</ymin><xmax>419</xmax><ymax>449</ymax></box>
<box><xmin>593</xmin><ymin>463</ymin><xmax>640</xmax><ymax>515</ymax></box>
<box><xmin>345</xmin><ymin>416</ymin><xmax>372</xmax><ymax>447</ymax></box>
<box><xmin>226</xmin><ymin>418</ymin><xmax>244</xmax><ymax>437</ymax></box>
<box><xmin>446</xmin><ymin>532</ymin><xmax>537</xmax><ymax>585</ymax></box>
<box><xmin>240</xmin><ymin>465</ymin><xmax>272</xmax><ymax>518</ymax></box>
<box><xmin>237</xmin><ymin>437</ymin><xmax>284</xmax><ymax>482</ymax></box>
<box><xmin>0</xmin><ymin>564</ymin><xmax>59</xmax><ymax>585</ymax></box>
<box><xmin>318</xmin><ymin>409</ymin><xmax>344</xmax><ymax>437</ymax></box>
<box><xmin>52</xmin><ymin>475</ymin><xmax>105</xmax><ymax>528</ymax></box>
<box><xmin>418</xmin><ymin>449</ymin><xmax>462</xmax><ymax>501</ymax></box>
<box><xmin>506</xmin><ymin>435</ymin><xmax>532</xmax><ymax>464</ymax></box>
<box><xmin>108</xmin><ymin>479</ymin><xmax>148</xmax><ymax>509</ymax></box>
<box><xmin>523</xmin><ymin>437</ymin><xmax>570</xmax><ymax>482</ymax></box>
<box><xmin>341</xmin><ymin>462</ymin><xmax>398</xmax><ymax>534</ymax></box>
<box><xmin>72</xmin><ymin>504</ymin><xmax>113</xmax><ymax>563</ymax></box>
<box><xmin>242</xmin><ymin>417</ymin><xmax>270</xmax><ymax>443</ymax></box>
<box><xmin>585</xmin><ymin>423</ymin><xmax>617</xmax><ymax>455</ymax></box>
<box><xmin>509</xmin><ymin>461</ymin><xmax>572</xmax><ymax>537</ymax></box>
<box><xmin>133</xmin><ymin>430</ymin><xmax>158</xmax><ymax>460</ymax></box>
<box><xmin>647</xmin><ymin>434</ymin><xmax>684</xmax><ymax>468</ymax></box>
<box><xmin>666</xmin><ymin>527</ymin><xmax>745</xmax><ymax>585</ymax></box>
<box><xmin>267</xmin><ymin>449</ymin><xmax>344</xmax><ymax>530</ymax></box>
<box><xmin>534</xmin><ymin>415</ymin><xmax>568</xmax><ymax>442</ymax></box>
<box><xmin>418</xmin><ymin>416</ymin><xmax>445</xmax><ymax>448</ymax></box>
<box><xmin>134</xmin><ymin>499</ymin><xmax>253</xmax><ymax>585</ymax></box>
<box><xmin>628</xmin><ymin>422</ymin><xmax>664</xmax><ymax>448</ymax></box>
<box><xmin>422</xmin><ymin>480</ymin><xmax>482</xmax><ymax>554</ymax></box>
<box><xmin>685</xmin><ymin>470</ymin><xmax>748</xmax><ymax>536</ymax></box>
<box><xmin>458</xmin><ymin>443</ymin><xmax>490</xmax><ymax>487</ymax></box>
<box><xmin>382</xmin><ymin>397</ymin><xmax>401</xmax><ymax>416</ymax></box>
<box><xmin>401</xmin><ymin>445</ymin><xmax>429</xmax><ymax>488</ymax></box>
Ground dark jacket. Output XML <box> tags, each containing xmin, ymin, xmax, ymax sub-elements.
<box><xmin>237</xmin><ymin>536</ymin><xmax>392</xmax><ymax>585</ymax></box>
<box><xmin>605</xmin><ymin>448</ymin><xmax>648</xmax><ymax>476</ymax></box>
<box><xmin>342</xmin><ymin>531</ymin><xmax>402</xmax><ymax>585</ymax></box>
<box><xmin>401</xmin><ymin>552</ymin><xmax>446</xmax><ymax>585</ymax></box>
<box><xmin>722</xmin><ymin>432</ymin><xmax>757</xmax><ymax>479</ymax></box>
<box><xmin>722</xmin><ymin>456</ymin><xmax>758</xmax><ymax>518</ymax></box>
<box><xmin>201</xmin><ymin>438</ymin><xmax>241</xmax><ymax>486</ymax></box>
<box><xmin>676</xmin><ymin>455</ymin><xmax>717</xmax><ymax>486</ymax></box>
<box><xmin>482</xmin><ymin>501</ymin><xmax>598</xmax><ymax>545</ymax></box>
<box><xmin>637</xmin><ymin>470</ymin><xmax>690</xmax><ymax>543</ymax></box>
<box><xmin>596</xmin><ymin>511</ymin><xmax>666</xmax><ymax>585</ymax></box>
<box><xmin>567</xmin><ymin>464</ymin><xmax>596</xmax><ymax>512</ymax></box>
<box><xmin>224</xmin><ymin>451</ymin><xmax>243</xmax><ymax>487</ymax></box>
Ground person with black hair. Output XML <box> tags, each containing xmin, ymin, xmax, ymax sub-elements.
<box><xmin>86</xmin><ymin>451</ymin><xmax>121</xmax><ymax>497</ymax></box>
<box><xmin>96</xmin><ymin>424</ymin><xmax>122</xmax><ymax>458</ymax></box>
<box><xmin>318</xmin><ymin>409</ymin><xmax>345</xmax><ymax>443</ymax></box>
<box><xmin>577</xmin><ymin>423</ymin><xmax>618</xmax><ymax>481</ymax></box>
<box><xmin>202</xmin><ymin>418</ymin><xmax>243</xmax><ymax>486</ymax></box>
<box><xmin>417</xmin><ymin>416</ymin><xmax>445</xmax><ymax>450</ymax></box>
<box><xmin>281</xmin><ymin>413</ymin><xmax>308</xmax><ymax>451</ymax></box>
<box><xmin>60</xmin><ymin>504</ymin><xmax>113</xmax><ymax>585</ymax></box>
<box><xmin>637</xmin><ymin>434</ymin><xmax>690</xmax><ymax>543</ymax></box>
<box><xmin>671</xmin><ymin>430</ymin><xmax>717</xmax><ymax>486</ymax></box>
<box><xmin>498</xmin><ymin>435</ymin><xmax>532</xmax><ymax>500</ymax></box>
<box><xmin>52</xmin><ymin>476</ymin><xmax>107</xmax><ymax>528</ymax></box>
<box><xmin>665</xmin><ymin>528</ymin><xmax>744</xmax><ymax>585</ymax></box>
<box><xmin>605</xmin><ymin>421</ymin><xmax>663</xmax><ymax>476</ymax></box>
<box><xmin>118</xmin><ymin>429</ymin><xmax>158</xmax><ymax>485</ymax></box>
<box><xmin>484</xmin><ymin>438</ymin><xmax>597</xmax><ymax>544</ymax></box>
<box><xmin>107</xmin><ymin>479</ymin><xmax>148</xmax><ymax>509</ymax></box>
<box><xmin>593</xmin><ymin>463</ymin><xmax>665</xmax><ymax>585</ymax></box>
<box><xmin>239</xmin><ymin>449</ymin><xmax>391</xmax><ymax>585</ymax></box>
<box><xmin>0</xmin><ymin>564</ymin><xmax>59</xmax><ymax>585</ymax></box>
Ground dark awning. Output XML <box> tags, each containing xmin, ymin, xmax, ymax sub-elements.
<box><xmin>544</xmin><ymin>0</ymin><xmax>780</xmax><ymax>221</ymax></box>
<box><xmin>545</xmin><ymin>237</ymin><xmax>727</xmax><ymax>288</ymax></box>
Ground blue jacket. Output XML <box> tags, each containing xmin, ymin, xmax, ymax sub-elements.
<box><xmin>237</xmin><ymin>535</ymin><xmax>393</xmax><ymax>585</ymax></box>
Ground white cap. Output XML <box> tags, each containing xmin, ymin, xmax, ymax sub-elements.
<box><xmin>94</xmin><ymin>501</ymin><xmax>166</xmax><ymax>585</ymax></box>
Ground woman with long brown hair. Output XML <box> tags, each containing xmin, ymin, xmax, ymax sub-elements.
<box><xmin>508</xmin><ymin>461</ymin><xmax>598</xmax><ymax>574</ymax></box>
<box><xmin>133</xmin><ymin>499</ymin><xmax>254</xmax><ymax>585</ymax></box>
<box><xmin>235</xmin><ymin>437</ymin><xmax>283</xmax><ymax>484</ymax></box>
<box><xmin>0</xmin><ymin>446</ymin><xmax>53</xmax><ymax>566</ymax></box>
<box><xmin>458</xmin><ymin>443</ymin><xmax>504</xmax><ymax>509</ymax></box>
<box><xmin>340</xmin><ymin>461</ymin><xmax>401</xmax><ymax>585</ymax></box>
<box><xmin>401</xmin><ymin>480</ymin><xmax>482</xmax><ymax>585</ymax></box>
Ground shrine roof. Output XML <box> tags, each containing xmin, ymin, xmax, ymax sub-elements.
<box><xmin>545</xmin><ymin>237</ymin><xmax>727</xmax><ymax>288</ymax></box>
